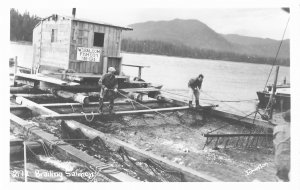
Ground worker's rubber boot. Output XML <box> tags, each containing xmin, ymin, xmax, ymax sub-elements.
<box><xmin>109</xmin><ymin>105</ymin><xmax>115</xmax><ymax>115</ymax></box>
<box><xmin>98</xmin><ymin>98</ymin><xmax>104</xmax><ymax>115</ymax></box>
<box><xmin>189</xmin><ymin>101</ymin><xmax>193</xmax><ymax>108</ymax></box>
<box><xmin>196</xmin><ymin>100</ymin><xmax>201</xmax><ymax>108</ymax></box>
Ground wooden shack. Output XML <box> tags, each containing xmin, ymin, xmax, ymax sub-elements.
<box><xmin>32</xmin><ymin>10</ymin><xmax>132</xmax><ymax>76</ymax></box>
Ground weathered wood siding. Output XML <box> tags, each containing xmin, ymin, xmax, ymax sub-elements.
<box><xmin>69</xmin><ymin>21</ymin><xmax>123</xmax><ymax>74</ymax></box>
<box><xmin>32</xmin><ymin>16</ymin><xmax>72</xmax><ymax>73</ymax></box>
<box><xmin>32</xmin><ymin>23</ymin><xmax>41</xmax><ymax>73</ymax></box>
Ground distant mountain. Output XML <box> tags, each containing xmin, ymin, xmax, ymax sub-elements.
<box><xmin>123</xmin><ymin>19</ymin><xmax>289</xmax><ymax>59</ymax></box>
<box><xmin>222</xmin><ymin>34</ymin><xmax>289</xmax><ymax>58</ymax></box>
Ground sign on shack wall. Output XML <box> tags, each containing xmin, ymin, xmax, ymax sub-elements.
<box><xmin>77</xmin><ymin>47</ymin><xmax>101</xmax><ymax>62</ymax></box>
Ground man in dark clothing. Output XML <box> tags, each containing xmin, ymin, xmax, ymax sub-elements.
<box><xmin>188</xmin><ymin>74</ymin><xmax>204</xmax><ymax>108</ymax></box>
<box><xmin>98</xmin><ymin>67</ymin><xmax>118</xmax><ymax>114</ymax></box>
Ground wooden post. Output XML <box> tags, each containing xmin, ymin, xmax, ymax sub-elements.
<box><xmin>270</xmin><ymin>66</ymin><xmax>280</xmax><ymax>119</ymax></box>
<box><xmin>118</xmin><ymin>57</ymin><xmax>122</xmax><ymax>75</ymax></box>
<box><xmin>138</xmin><ymin>66</ymin><xmax>142</xmax><ymax>78</ymax></box>
<box><xmin>13</xmin><ymin>56</ymin><xmax>18</xmax><ymax>86</ymax></box>
<box><xmin>103</xmin><ymin>57</ymin><xmax>108</xmax><ymax>74</ymax></box>
<box><xmin>23</xmin><ymin>141</ymin><xmax>27</xmax><ymax>182</ymax></box>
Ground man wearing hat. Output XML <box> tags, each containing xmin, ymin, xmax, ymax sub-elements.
<box><xmin>188</xmin><ymin>74</ymin><xmax>204</xmax><ymax>108</ymax></box>
<box><xmin>98</xmin><ymin>67</ymin><xmax>118</xmax><ymax>114</ymax></box>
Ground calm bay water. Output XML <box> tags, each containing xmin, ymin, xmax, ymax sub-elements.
<box><xmin>10</xmin><ymin>42</ymin><xmax>290</xmax><ymax>115</ymax></box>
<box><xmin>122</xmin><ymin>53</ymin><xmax>290</xmax><ymax>114</ymax></box>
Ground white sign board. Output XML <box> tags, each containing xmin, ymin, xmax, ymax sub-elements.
<box><xmin>76</xmin><ymin>47</ymin><xmax>101</xmax><ymax>62</ymax></box>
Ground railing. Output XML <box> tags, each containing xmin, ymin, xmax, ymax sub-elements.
<box><xmin>122</xmin><ymin>64</ymin><xmax>150</xmax><ymax>78</ymax></box>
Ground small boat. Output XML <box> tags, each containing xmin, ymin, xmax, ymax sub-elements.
<box><xmin>257</xmin><ymin>77</ymin><xmax>290</xmax><ymax>110</ymax></box>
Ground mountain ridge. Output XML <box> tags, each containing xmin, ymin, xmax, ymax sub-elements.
<box><xmin>123</xmin><ymin>19</ymin><xmax>289</xmax><ymax>59</ymax></box>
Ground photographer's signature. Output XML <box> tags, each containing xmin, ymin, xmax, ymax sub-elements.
<box><xmin>245</xmin><ymin>163</ymin><xmax>269</xmax><ymax>176</ymax></box>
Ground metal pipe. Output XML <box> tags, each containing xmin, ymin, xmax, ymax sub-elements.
<box><xmin>204</xmin><ymin>133</ymin><xmax>272</xmax><ymax>138</ymax></box>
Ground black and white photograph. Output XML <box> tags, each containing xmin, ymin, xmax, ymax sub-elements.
<box><xmin>2</xmin><ymin>0</ymin><xmax>300</xmax><ymax>187</ymax></box>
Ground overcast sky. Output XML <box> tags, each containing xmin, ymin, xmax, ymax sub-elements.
<box><xmin>14</xmin><ymin>3</ymin><xmax>290</xmax><ymax>40</ymax></box>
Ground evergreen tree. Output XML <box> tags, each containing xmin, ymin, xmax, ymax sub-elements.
<box><xmin>10</xmin><ymin>8</ymin><xmax>40</xmax><ymax>42</ymax></box>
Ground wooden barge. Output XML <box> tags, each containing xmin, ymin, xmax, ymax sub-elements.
<box><xmin>10</xmin><ymin>9</ymin><xmax>275</xmax><ymax>182</ymax></box>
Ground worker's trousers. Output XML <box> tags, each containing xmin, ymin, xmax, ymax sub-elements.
<box><xmin>189</xmin><ymin>88</ymin><xmax>200</xmax><ymax>102</ymax></box>
<box><xmin>99</xmin><ymin>88</ymin><xmax>115</xmax><ymax>111</ymax></box>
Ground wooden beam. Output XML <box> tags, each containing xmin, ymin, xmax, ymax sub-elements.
<box><xmin>10</xmin><ymin>100</ymin><xmax>159</xmax><ymax>110</ymax></box>
<box><xmin>120</xmin><ymin>88</ymin><xmax>160</xmax><ymax>93</ymax></box>
<box><xmin>122</xmin><ymin>64</ymin><xmax>150</xmax><ymax>68</ymax></box>
<box><xmin>41</xmin><ymin>106</ymin><xmax>190</xmax><ymax>120</ymax></box>
<box><xmin>63</xmin><ymin>120</ymin><xmax>220</xmax><ymax>182</ymax></box>
<box><xmin>15</xmin><ymin>96</ymin><xmax>59</xmax><ymax>116</ymax></box>
<box><xmin>11</xmin><ymin>94</ymin><xmax>54</xmax><ymax>98</ymax></box>
<box><xmin>158</xmin><ymin>95</ymin><xmax>273</xmax><ymax>129</ymax></box>
<box><xmin>10</xmin><ymin>140</ymin><xmax>42</xmax><ymax>155</ymax></box>
<box><xmin>10</xmin><ymin>86</ymin><xmax>44</xmax><ymax>94</ymax></box>
<box><xmin>210</xmin><ymin>109</ymin><xmax>274</xmax><ymax>129</ymax></box>
<box><xmin>15</xmin><ymin>73</ymin><xmax>80</xmax><ymax>86</ymax></box>
<box><xmin>10</xmin><ymin>114</ymin><xmax>139</xmax><ymax>182</ymax></box>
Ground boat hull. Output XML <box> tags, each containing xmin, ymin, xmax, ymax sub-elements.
<box><xmin>257</xmin><ymin>91</ymin><xmax>290</xmax><ymax>110</ymax></box>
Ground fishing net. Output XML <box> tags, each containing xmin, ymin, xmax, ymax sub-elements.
<box><xmin>61</xmin><ymin>121</ymin><xmax>184</xmax><ymax>182</ymax></box>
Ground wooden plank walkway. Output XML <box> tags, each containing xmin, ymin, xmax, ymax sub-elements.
<box><xmin>65</xmin><ymin>73</ymin><xmax>128</xmax><ymax>82</ymax></box>
<box><xmin>40</xmin><ymin>106</ymin><xmax>190</xmax><ymax>120</ymax></box>
<box><xmin>10</xmin><ymin>113</ymin><xmax>139</xmax><ymax>182</ymax></box>
<box><xmin>120</xmin><ymin>88</ymin><xmax>160</xmax><ymax>93</ymax></box>
<box><xmin>15</xmin><ymin>73</ymin><xmax>80</xmax><ymax>86</ymax></box>
<box><xmin>11</xmin><ymin>100</ymin><xmax>159</xmax><ymax>110</ymax></box>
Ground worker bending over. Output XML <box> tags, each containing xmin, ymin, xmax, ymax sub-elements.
<box><xmin>188</xmin><ymin>74</ymin><xmax>204</xmax><ymax>108</ymax></box>
<box><xmin>98</xmin><ymin>67</ymin><xmax>118</xmax><ymax>114</ymax></box>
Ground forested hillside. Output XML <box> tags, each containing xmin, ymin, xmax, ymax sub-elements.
<box><xmin>121</xmin><ymin>38</ymin><xmax>289</xmax><ymax>66</ymax></box>
<box><xmin>10</xmin><ymin>8</ymin><xmax>40</xmax><ymax>42</ymax></box>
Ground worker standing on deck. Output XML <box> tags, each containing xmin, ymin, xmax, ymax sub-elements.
<box><xmin>273</xmin><ymin>110</ymin><xmax>290</xmax><ymax>181</ymax></box>
<box><xmin>98</xmin><ymin>67</ymin><xmax>118</xmax><ymax>114</ymax></box>
<box><xmin>188</xmin><ymin>74</ymin><xmax>204</xmax><ymax>108</ymax></box>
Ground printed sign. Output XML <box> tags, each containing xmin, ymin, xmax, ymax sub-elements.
<box><xmin>76</xmin><ymin>47</ymin><xmax>101</xmax><ymax>62</ymax></box>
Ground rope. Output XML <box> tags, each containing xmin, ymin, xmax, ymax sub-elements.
<box><xmin>160</xmin><ymin>88</ymin><xmax>253</xmax><ymax>116</ymax></box>
<box><xmin>70</xmin><ymin>104</ymin><xmax>75</xmax><ymax>112</ymax></box>
<box><xmin>263</xmin><ymin>17</ymin><xmax>290</xmax><ymax>90</ymax></box>
<box><xmin>160</xmin><ymin>89</ymin><xmax>256</xmax><ymax>102</ymax></box>
<box><xmin>25</xmin><ymin>125</ymin><xmax>39</xmax><ymax>140</ymax></box>
<box><xmin>117</xmin><ymin>91</ymin><xmax>193</xmax><ymax>131</ymax></box>
<box><xmin>205</xmin><ymin>110</ymin><xmax>258</xmax><ymax>134</ymax></box>
<box><xmin>36</xmin><ymin>139</ymin><xmax>51</xmax><ymax>157</ymax></box>
<box><xmin>81</xmin><ymin>111</ymin><xmax>95</xmax><ymax>122</ymax></box>
<box><xmin>200</xmin><ymin>90</ymin><xmax>249</xmax><ymax>115</ymax></box>
<box><xmin>80</xmin><ymin>104</ymin><xmax>95</xmax><ymax>122</ymax></box>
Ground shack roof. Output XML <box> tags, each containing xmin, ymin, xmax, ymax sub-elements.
<box><xmin>35</xmin><ymin>14</ymin><xmax>133</xmax><ymax>30</ymax></box>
